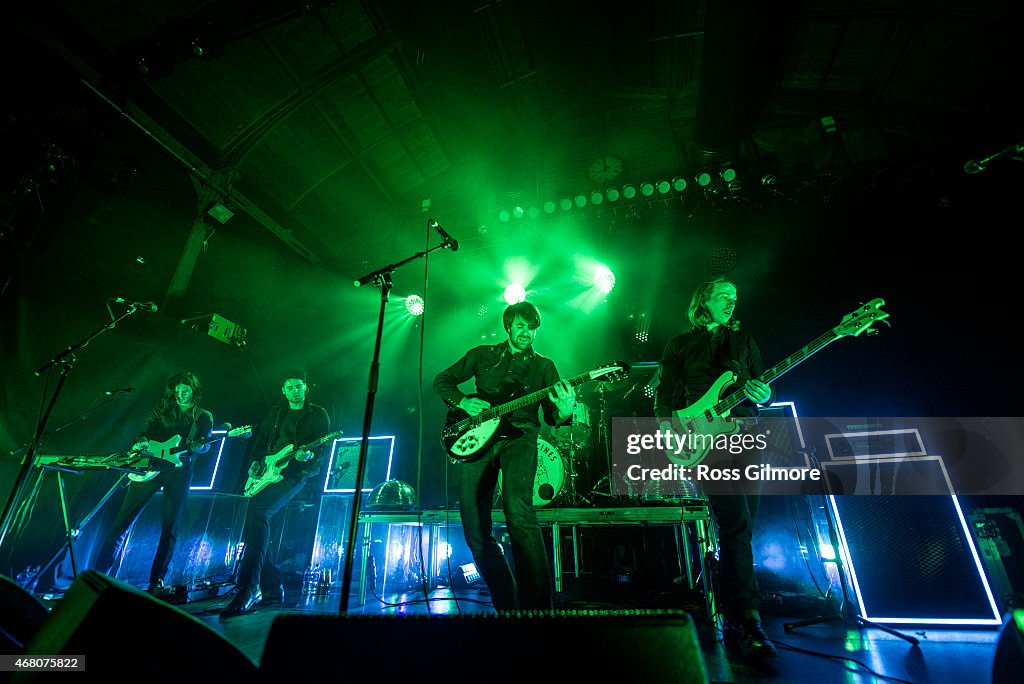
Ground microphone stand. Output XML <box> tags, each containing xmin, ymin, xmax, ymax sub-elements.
<box><xmin>338</xmin><ymin>235</ymin><xmax>455</xmax><ymax>614</ymax></box>
<box><xmin>0</xmin><ymin>303</ymin><xmax>146</xmax><ymax>554</ymax></box>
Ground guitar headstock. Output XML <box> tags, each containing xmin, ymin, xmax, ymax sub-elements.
<box><xmin>227</xmin><ymin>425</ymin><xmax>253</xmax><ymax>438</ymax></box>
<box><xmin>833</xmin><ymin>298</ymin><xmax>890</xmax><ymax>338</ymax></box>
<box><xmin>589</xmin><ymin>360</ymin><xmax>631</xmax><ymax>383</ymax></box>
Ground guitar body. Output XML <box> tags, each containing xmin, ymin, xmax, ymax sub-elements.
<box><xmin>667</xmin><ymin>371</ymin><xmax>742</xmax><ymax>468</ymax></box>
<box><xmin>243</xmin><ymin>445</ymin><xmax>293</xmax><ymax>498</ymax></box>
<box><xmin>127</xmin><ymin>435</ymin><xmax>184</xmax><ymax>483</ymax></box>
<box><xmin>441</xmin><ymin>387</ymin><xmax>525</xmax><ymax>463</ymax></box>
<box><xmin>243</xmin><ymin>430</ymin><xmax>344</xmax><ymax>498</ymax></box>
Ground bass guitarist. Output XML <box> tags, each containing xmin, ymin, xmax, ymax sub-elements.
<box><xmin>93</xmin><ymin>371</ymin><xmax>213</xmax><ymax>596</ymax></box>
<box><xmin>221</xmin><ymin>367</ymin><xmax>330</xmax><ymax>618</ymax></box>
<box><xmin>654</xmin><ymin>277</ymin><xmax>777</xmax><ymax>660</ymax></box>
<box><xmin>433</xmin><ymin>301</ymin><xmax>575</xmax><ymax>611</ymax></box>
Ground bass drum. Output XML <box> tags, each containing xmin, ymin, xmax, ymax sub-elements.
<box><xmin>496</xmin><ymin>439</ymin><xmax>566</xmax><ymax>508</ymax></box>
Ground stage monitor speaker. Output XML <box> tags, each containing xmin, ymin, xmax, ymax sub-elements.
<box><xmin>14</xmin><ymin>571</ymin><xmax>255</xmax><ymax>680</ymax></box>
<box><xmin>261</xmin><ymin>610</ymin><xmax>709</xmax><ymax>682</ymax></box>
<box><xmin>0</xmin><ymin>573</ymin><xmax>49</xmax><ymax>653</ymax></box>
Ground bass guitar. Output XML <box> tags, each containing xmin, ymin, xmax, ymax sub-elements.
<box><xmin>128</xmin><ymin>425</ymin><xmax>253</xmax><ymax>483</ymax></box>
<box><xmin>663</xmin><ymin>298</ymin><xmax>889</xmax><ymax>467</ymax></box>
<box><xmin>441</xmin><ymin>361</ymin><xmax>630</xmax><ymax>462</ymax></box>
<box><xmin>243</xmin><ymin>430</ymin><xmax>344</xmax><ymax>498</ymax></box>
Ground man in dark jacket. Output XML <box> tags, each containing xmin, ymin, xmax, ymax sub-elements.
<box><xmin>434</xmin><ymin>301</ymin><xmax>575</xmax><ymax>610</ymax></box>
<box><xmin>221</xmin><ymin>368</ymin><xmax>330</xmax><ymax>618</ymax></box>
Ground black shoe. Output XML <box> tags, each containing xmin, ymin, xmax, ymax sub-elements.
<box><xmin>739</xmin><ymin>620</ymin><xmax>778</xmax><ymax>660</ymax></box>
<box><xmin>261</xmin><ymin>584</ymin><xmax>286</xmax><ymax>606</ymax></box>
<box><xmin>220</xmin><ymin>586</ymin><xmax>262</xmax><ymax>619</ymax></box>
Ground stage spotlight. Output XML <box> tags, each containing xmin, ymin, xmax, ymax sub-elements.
<box><xmin>543</xmin><ymin>200</ymin><xmax>556</xmax><ymax>213</ymax></box>
<box><xmin>559</xmin><ymin>197</ymin><xmax>573</xmax><ymax>211</ymax></box>
<box><xmin>405</xmin><ymin>295</ymin><xmax>425</xmax><ymax>316</ymax></box>
<box><xmin>656</xmin><ymin>180</ymin><xmax>671</xmax><ymax>195</ymax></box>
<box><xmin>590</xmin><ymin>190</ymin><xmax>604</xmax><ymax>205</ymax></box>
<box><xmin>622</xmin><ymin>184</ymin><xmax>636</xmax><ymax>199</ymax></box>
<box><xmin>760</xmin><ymin>174</ymin><xmax>777</xmax><ymax>187</ymax></box>
<box><xmin>574</xmin><ymin>194</ymin><xmax>587</xmax><ymax>208</ymax></box>
<box><xmin>594</xmin><ymin>267</ymin><xmax>616</xmax><ymax>294</ymax></box>
<box><xmin>527</xmin><ymin>206</ymin><xmax>540</xmax><ymax>218</ymax></box>
<box><xmin>606</xmin><ymin>187</ymin><xmax>620</xmax><ymax>202</ymax></box>
<box><xmin>640</xmin><ymin>182</ymin><xmax>655</xmax><ymax>197</ymax></box>
<box><xmin>720</xmin><ymin>167</ymin><xmax>737</xmax><ymax>182</ymax></box>
<box><xmin>512</xmin><ymin>206</ymin><xmax>525</xmax><ymax>219</ymax></box>
<box><xmin>672</xmin><ymin>177</ymin><xmax>687</xmax><ymax>192</ymax></box>
<box><xmin>504</xmin><ymin>283</ymin><xmax>526</xmax><ymax>305</ymax></box>
<box><xmin>696</xmin><ymin>171</ymin><xmax>712</xmax><ymax>187</ymax></box>
<box><xmin>498</xmin><ymin>210</ymin><xmax>510</xmax><ymax>222</ymax></box>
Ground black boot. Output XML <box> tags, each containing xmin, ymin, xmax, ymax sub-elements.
<box><xmin>220</xmin><ymin>586</ymin><xmax>262</xmax><ymax>619</ymax></box>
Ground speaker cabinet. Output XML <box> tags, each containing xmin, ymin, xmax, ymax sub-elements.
<box><xmin>261</xmin><ymin>609</ymin><xmax>709</xmax><ymax>682</ymax></box>
<box><xmin>15</xmin><ymin>570</ymin><xmax>255</xmax><ymax>680</ymax></box>
<box><xmin>0</xmin><ymin>573</ymin><xmax>49</xmax><ymax>652</ymax></box>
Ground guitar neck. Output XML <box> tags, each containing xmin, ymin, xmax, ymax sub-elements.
<box><xmin>716</xmin><ymin>331</ymin><xmax>840</xmax><ymax>414</ymax></box>
<box><xmin>479</xmin><ymin>371</ymin><xmax>594</xmax><ymax>421</ymax></box>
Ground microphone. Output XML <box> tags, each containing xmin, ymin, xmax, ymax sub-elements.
<box><xmin>428</xmin><ymin>218</ymin><xmax>459</xmax><ymax>252</ymax></box>
<box><xmin>113</xmin><ymin>297</ymin><xmax>158</xmax><ymax>313</ymax></box>
<box><xmin>104</xmin><ymin>387</ymin><xmax>137</xmax><ymax>395</ymax></box>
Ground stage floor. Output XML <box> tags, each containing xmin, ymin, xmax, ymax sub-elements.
<box><xmin>174</xmin><ymin>583</ymin><xmax>1002</xmax><ymax>684</ymax></box>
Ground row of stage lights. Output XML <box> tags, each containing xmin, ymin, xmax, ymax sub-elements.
<box><xmin>496</xmin><ymin>168</ymin><xmax>739</xmax><ymax>222</ymax></box>
<box><xmin>402</xmin><ymin>266</ymin><xmax>617</xmax><ymax>317</ymax></box>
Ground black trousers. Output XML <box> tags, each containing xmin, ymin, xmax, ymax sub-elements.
<box><xmin>94</xmin><ymin>466</ymin><xmax>194</xmax><ymax>587</ymax></box>
<box><xmin>235</xmin><ymin>475</ymin><xmax>306</xmax><ymax>589</ymax></box>
<box><xmin>458</xmin><ymin>432</ymin><xmax>552</xmax><ymax>611</ymax></box>
<box><xmin>707</xmin><ymin>491</ymin><xmax>761</xmax><ymax>615</ymax></box>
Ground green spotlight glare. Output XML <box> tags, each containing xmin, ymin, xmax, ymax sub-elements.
<box><xmin>720</xmin><ymin>167</ymin><xmax>737</xmax><ymax>182</ymax></box>
<box><xmin>527</xmin><ymin>206</ymin><xmax>540</xmax><ymax>218</ymax></box>
<box><xmin>498</xmin><ymin>210</ymin><xmax>511</xmax><ymax>222</ymax></box>
<box><xmin>656</xmin><ymin>180</ymin><xmax>670</xmax><ymax>194</ymax></box>
<box><xmin>696</xmin><ymin>172</ymin><xmax>712</xmax><ymax>187</ymax></box>
<box><xmin>622</xmin><ymin>184</ymin><xmax>636</xmax><ymax>199</ymax></box>
<box><xmin>405</xmin><ymin>295</ymin><xmax>424</xmax><ymax>316</ymax></box>
<box><xmin>672</xmin><ymin>177</ymin><xmax>687</xmax><ymax>192</ymax></box>
<box><xmin>594</xmin><ymin>266</ymin><xmax>616</xmax><ymax>294</ymax></box>
<box><xmin>543</xmin><ymin>201</ymin><xmax>556</xmax><ymax>214</ymax></box>
<box><xmin>590</xmin><ymin>190</ymin><xmax>603</xmax><ymax>205</ymax></box>
<box><xmin>640</xmin><ymin>182</ymin><xmax>654</xmax><ymax>197</ymax></box>
<box><xmin>504</xmin><ymin>283</ymin><xmax>526</xmax><ymax>305</ymax></box>
<box><xmin>574</xmin><ymin>195</ymin><xmax>587</xmax><ymax>208</ymax></box>
<box><xmin>512</xmin><ymin>206</ymin><xmax>525</xmax><ymax>219</ymax></box>
<box><xmin>606</xmin><ymin>187</ymin><xmax>620</xmax><ymax>202</ymax></box>
<box><xmin>560</xmin><ymin>198</ymin><xmax>572</xmax><ymax>211</ymax></box>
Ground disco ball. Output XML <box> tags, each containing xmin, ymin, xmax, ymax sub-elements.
<box><xmin>366</xmin><ymin>480</ymin><xmax>417</xmax><ymax>510</ymax></box>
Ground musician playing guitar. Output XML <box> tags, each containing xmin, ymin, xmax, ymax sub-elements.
<box><xmin>655</xmin><ymin>277</ymin><xmax>777</xmax><ymax>660</ymax></box>
<box><xmin>221</xmin><ymin>368</ymin><xmax>330</xmax><ymax>618</ymax></box>
<box><xmin>93</xmin><ymin>372</ymin><xmax>213</xmax><ymax>596</ymax></box>
<box><xmin>433</xmin><ymin>301</ymin><xmax>575</xmax><ymax>611</ymax></box>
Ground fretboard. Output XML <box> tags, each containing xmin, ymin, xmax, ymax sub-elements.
<box><xmin>716</xmin><ymin>331</ymin><xmax>839</xmax><ymax>414</ymax></box>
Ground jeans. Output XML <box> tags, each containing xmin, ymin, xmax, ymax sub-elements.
<box><xmin>235</xmin><ymin>475</ymin><xmax>307</xmax><ymax>588</ymax></box>
<box><xmin>94</xmin><ymin>466</ymin><xmax>194</xmax><ymax>587</ymax></box>
<box><xmin>458</xmin><ymin>433</ymin><xmax>552</xmax><ymax>610</ymax></box>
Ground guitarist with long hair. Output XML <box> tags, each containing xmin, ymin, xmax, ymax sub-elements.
<box><xmin>655</xmin><ymin>277</ymin><xmax>778</xmax><ymax>661</ymax></box>
<box><xmin>93</xmin><ymin>371</ymin><xmax>213</xmax><ymax>595</ymax></box>
<box><xmin>221</xmin><ymin>368</ymin><xmax>330</xmax><ymax>618</ymax></box>
<box><xmin>434</xmin><ymin>301</ymin><xmax>576</xmax><ymax>611</ymax></box>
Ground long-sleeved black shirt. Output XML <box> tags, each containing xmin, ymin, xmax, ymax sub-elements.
<box><xmin>135</xmin><ymin>404</ymin><xmax>214</xmax><ymax>462</ymax></box>
<box><xmin>654</xmin><ymin>326</ymin><xmax>773</xmax><ymax>419</ymax></box>
<box><xmin>249</xmin><ymin>401</ymin><xmax>331</xmax><ymax>480</ymax></box>
<box><xmin>433</xmin><ymin>342</ymin><xmax>567</xmax><ymax>435</ymax></box>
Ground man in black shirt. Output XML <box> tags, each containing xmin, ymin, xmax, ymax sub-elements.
<box><xmin>220</xmin><ymin>368</ymin><xmax>330</xmax><ymax>618</ymax></box>
<box><xmin>434</xmin><ymin>301</ymin><xmax>575</xmax><ymax>610</ymax></box>
<box><xmin>94</xmin><ymin>371</ymin><xmax>213</xmax><ymax>594</ymax></box>
<box><xmin>655</xmin><ymin>277</ymin><xmax>778</xmax><ymax>660</ymax></box>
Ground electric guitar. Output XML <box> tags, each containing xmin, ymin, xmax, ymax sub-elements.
<box><xmin>441</xmin><ymin>361</ymin><xmax>631</xmax><ymax>463</ymax></box>
<box><xmin>243</xmin><ymin>430</ymin><xmax>345</xmax><ymax>498</ymax></box>
<box><xmin>127</xmin><ymin>425</ymin><xmax>253</xmax><ymax>483</ymax></box>
<box><xmin>663</xmin><ymin>298</ymin><xmax>890</xmax><ymax>467</ymax></box>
